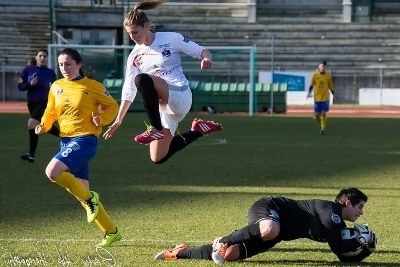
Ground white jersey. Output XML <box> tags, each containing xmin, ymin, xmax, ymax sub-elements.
<box><xmin>121</xmin><ymin>32</ymin><xmax>205</xmax><ymax>102</ymax></box>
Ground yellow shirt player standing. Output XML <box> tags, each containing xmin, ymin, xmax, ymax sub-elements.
<box><xmin>35</xmin><ymin>48</ymin><xmax>121</xmax><ymax>247</ymax></box>
<box><xmin>307</xmin><ymin>62</ymin><xmax>334</xmax><ymax>135</ymax></box>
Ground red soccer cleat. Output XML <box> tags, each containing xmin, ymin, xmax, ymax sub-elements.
<box><xmin>191</xmin><ymin>118</ymin><xmax>223</xmax><ymax>135</ymax></box>
<box><xmin>134</xmin><ymin>123</ymin><xmax>164</xmax><ymax>144</ymax></box>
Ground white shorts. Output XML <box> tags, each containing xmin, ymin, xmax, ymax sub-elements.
<box><xmin>160</xmin><ymin>84</ymin><xmax>192</xmax><ymax>135</ymax></box>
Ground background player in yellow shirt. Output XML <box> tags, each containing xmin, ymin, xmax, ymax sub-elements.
<box><xmin>35</xmin><ymin>48</ymin><xmax>121</xmax><ymax>247</ymax></box>
<box><xmin>308</xmin><ymin>61</ymin><xmax>334</xmax><ymax>135</ymax></box>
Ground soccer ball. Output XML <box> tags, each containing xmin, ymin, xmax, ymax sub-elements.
<box><xmin>341</xmin><ymin>227</ymin><xmax>363</xmax><ymax>256</ymax></box>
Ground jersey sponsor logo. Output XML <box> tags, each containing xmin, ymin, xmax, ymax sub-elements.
<box><xmin>331</xmin><ymin>213</ymin><xmax>341</xmax><ymax>224</ymax></box>
<box><xmin>162</xmin><ymin>49</ymin><xmax>171</xmax><ymax>58</ymax></box>
<box><xmin>83</xmin><ymin>90</ymin><xmax>89</xmax><ymax>95</ymax></box>
<box><xmin>133</xmin><ymin>54</ymin><xmax>144</xmax><ymax>67</ymax></box>
<box><xmin>104</xmin><ymin>90</ymin><xmax>110</xmax><ymax>96</ymax></box>
<box><xmin>152</xmin><ymin>65</ymin><xmax>178</xmax><ymax>77</ymax></box>
<box><xmin>57</xmin><ymin>88</ymin><xmax>64</xmax><ymax>95</ymax></box>
<box><xmin>158</xmin><ymin>43</ymin><xmax>171</xmax><ymax>49</ymax></box>
<box><xmin>28</xmin><ymin>73</ymin><xmax>37</xmax><ymax>83</ymax></box>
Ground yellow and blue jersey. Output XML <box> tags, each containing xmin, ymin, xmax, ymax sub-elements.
<box><xmin>310</xmin><ymin>71</ymin><xmax>334</xmax><ymax>102</ymax></box>
<box><xmin>41</xmin><ymin>76</ymin><xmax>118</xmax><ymax>137</ymax></box>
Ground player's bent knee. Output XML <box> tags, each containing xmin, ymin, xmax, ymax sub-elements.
<box><xmin>45</xmin><ymin>171</ymin><xmax>58</xmax><ymax>182</ymax></box>
<box><xmin>45</xmin><ymin>165</ymin><xmax>62</xmax><ymax>182</ymax></box>
<box><xmin>27</xmin><ymin>118</ymin><xmax>40</xmax><ymax>129</ymax></box>
<box><xmin>259</xmin><ymin>220</ymin><xmax>280</xmax><ymax>240</ymax></box>
<box><xmin>150</xmin><ymin>153</ymin><xmax>165</xmax><ymax>164</ymax></box>
<box><xmin>224</xmin><ymin>244</ymin><xmax>240</xmax><ymax>261</ymax></box>
<box><xmin>134</xmin><ymin>73</ymin><xmax>153</xmax><ymax>93</ymax></box>
<box><xmin>153</xmin><ymin>158</ymin><xmax>165</xmax><ymax>164</ymax></box>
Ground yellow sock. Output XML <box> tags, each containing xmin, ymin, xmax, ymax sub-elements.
<box><xmin>315</xmin><ymin>115</ymin><xmax>321</xmax><ymax>126</ymax></box>
<box><xmin>95</xmin><ymin>202</ymin><xmax>117</xmax><ymax>233</ymax></box>
<box><xmin>321</xmin><ymin>114</ymin><xmax>327</xmax><ymax>130</ymax></box>
<box><xmin>55</xmin><ymin>172</ymin><xmax>92</xmax><ymax>201</ymax></box>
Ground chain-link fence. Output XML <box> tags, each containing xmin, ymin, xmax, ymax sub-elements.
<box><xmin>2</xmin><ymin>53</ymin><xmax>400</xmax><ymax>106</ymax></box>
<box><xmin>332</xmin><ymin>67</ymin><xmax>400</xmax><ymax>104</ymax></box>
<box><xmin>3</xmin><ymin>41</ymin><xmax>400</xmax><ymax>109</ymax></box>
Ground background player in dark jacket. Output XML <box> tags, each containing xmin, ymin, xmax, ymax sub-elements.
<box><xmin>155</xmin><ymin>187</ymin><xmax>376</xmax><ymax>263</ymax></box>
<box><xmin>18</xmin><ymin>49</ymin><xmax>60</xmax><ymax>163</ymax></box>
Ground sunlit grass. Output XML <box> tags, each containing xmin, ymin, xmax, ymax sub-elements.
<box><xmin>1</xmin><ymin>113</ymin><xmax>400</xmax><ymax>266</ymax></box>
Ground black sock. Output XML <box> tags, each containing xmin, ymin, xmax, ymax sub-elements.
<box><xmin>28</xmin><ymin>129</ymin><xmax>38</xmax><ymax>157</ymax></box>
<box><xmin>154</xmin><ymin>131</ymin><xmax>202</xmax><ymax>164</ymax></box>
<box><xmin>48</xmin><ymin>124</ymin><xmax>60</xmax><ymax>137</ymax></box>
<box><xmin>220</xmin><ymin>223</ymin><xmax>261</xmax><ymax>246</ymax></box>
<box><xmin>177</xmin><ymin>244</ymin><xmax>212</xmax><ymax>260</ymax></box>
<box><xmin>135</xmin><ymin>73</ymin><xmax>163</xmax><ymax>130</ymax></box>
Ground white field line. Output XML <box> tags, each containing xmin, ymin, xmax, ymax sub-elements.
<box><xmin>0</xmin><ymin>237</ymin><xmax>399</xmax><ymax>250</ymax></box>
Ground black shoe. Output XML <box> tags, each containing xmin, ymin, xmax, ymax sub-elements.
<box><xmin>21</xmin><ymin>153</ymin><xmax>35</xmax><ymax>163</ymax></box>
<box><xmin>320</xmin><ymin>129</ymin><xmax>325</xmax><ymax>135</ymax></box>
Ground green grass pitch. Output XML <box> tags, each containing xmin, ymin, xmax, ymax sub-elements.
<box><xmin>1</xmin><ymin>112</ymin><xmax>399</xmax><ymax>266</ymax></box>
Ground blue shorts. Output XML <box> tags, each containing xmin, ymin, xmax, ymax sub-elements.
<box><xmin>54</xmin><ymin>135</ymin><xmax>98</xmax><ymax>180</ymax></box>
<box><xmin>314</xmin><ymin>101</ymin><xmax>330</xmax><ymax>113</ymax></box>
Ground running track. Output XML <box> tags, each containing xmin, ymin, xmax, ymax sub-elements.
<box><xmin>1</xmin><ymin>101</ymin><xmax>400</xmax><ymax>117</ymax></box>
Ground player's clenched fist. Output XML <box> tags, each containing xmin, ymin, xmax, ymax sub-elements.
<box><xmin>35</xmin><ymin>124</ymin><xmax>45</xmax><ymax>135</ymax></box>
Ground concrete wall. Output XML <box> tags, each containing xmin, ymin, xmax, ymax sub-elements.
<box><xmin>359</xmin><ymin>88</ymin><xmax>400</xmax><ymax>106</ymax></box>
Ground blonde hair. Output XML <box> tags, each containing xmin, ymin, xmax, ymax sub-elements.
<box><xmin>123</xmin><ymin>0</ymin><xmax>166</xmax><ymax>28</ymax></box>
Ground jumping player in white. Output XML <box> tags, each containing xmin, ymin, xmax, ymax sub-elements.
<box><xmin>103</xmin><ymin>0</ymin><xmax>223</xmax><ymax>164</ymax></box>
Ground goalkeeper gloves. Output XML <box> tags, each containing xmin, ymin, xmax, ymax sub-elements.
<box><xmin>367</xmin><ymin>231</ymin><xmax>377</xmax><ymax>252</ymax></box>
<box><xmin>354</xmin><ymin>223</ymin><xmax>372</xmax><ymax>246</ymax></box>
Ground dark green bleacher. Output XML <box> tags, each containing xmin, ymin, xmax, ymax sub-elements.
<box><xmin>191</xmin><ymin>81</ymin><xmax>287</xmax><ymax>113</ymax></box>
<box><xmin>103</xmin><ymin>78</ymin><xmax>145</xmax><ymax>112</ymax></box>
<box><xmin>103</xmin><ymin>78</ymin><xmax>287</xmax><ymax>113</ymax></box>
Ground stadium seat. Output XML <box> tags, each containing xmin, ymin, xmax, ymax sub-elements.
<box><xmin>262</xmin><ymin>83</ymin><xmax>271</xmax><ymax>92</ymax></box>
<box><xmin>228</xmin><ymin>83</ymin><xmax>238</xmax><ymax>92</ymax></box>
<box><xmin>113</xmin><ymin>79</ymin><xmax>123</xmax><ymax>88</ymax></box>
<box><xmin>203</xmin><ymin>82</ymin><xmax>213</xmax><ymax>92</ymax></box>
<box><xmin>237</xmin><ymin>83</ymin><xmax>246</xmax><ymax>92</ymax></box>
<box><xmin>280</xmin><ymin>83</ymin><xmax>288</xmax><ymax>92</ymax></box>
<box><xmin>273</xmin><ymin>83</ymin><xmax>279</xmax><ymax>92</ymax></box>
<box><xmin>220</xmin><ymin>82</ymin><xmax>229</xmax><ymax>92</ymax></box>
<box><xmin>189</xmin><ymin>80</ymin><xmax>200</xmax><ymax>91</ymax></box>
<box><xmin>103</xmin><ymin>78</ymin><xmax>115</xmax><ymax>88</ymax></box>
<box><xmin>211</xmin><ymin>82</ymin><xmax>221</xmax><ymax>92</ymax></box>
<box><xmin>245</xmin><ymin>83</ymin><xmax>252</xmax><ymax>92</ymax></box>
<box><xmin>255</xmin><ymin>83</ymin><xmax>262</xmax><ymax>92</ymax></box>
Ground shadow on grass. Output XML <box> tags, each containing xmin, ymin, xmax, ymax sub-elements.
<box><xmin>243</xmin><ymin>259</ymin><xmax>395</xmax><ymax>266</ymax></box>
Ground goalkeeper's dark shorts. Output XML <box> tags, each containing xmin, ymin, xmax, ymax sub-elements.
<box><xmin>28</xmin><ymin>100</ymin><xmax>47</xmax><ymax>121</ymax></box>
<box><xmin>247</xmin><ymin>196</ymin><xmax>280</xmax><ymax>225</ymax></box>
<box><xmin>237</xmin><ymin>196</ymin><xmax>283</xmax><ymax>259</ymax></box>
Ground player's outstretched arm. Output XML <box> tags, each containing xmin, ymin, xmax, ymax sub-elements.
<box><xmin>103</xmin><ymin>120</ymin><xmax>121</xmax><ymax>140</ymax></box>
<box><xmin>103</xmin><ymin>99</ymin><xmax>131</xmax><ymax>140</ymax></box>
